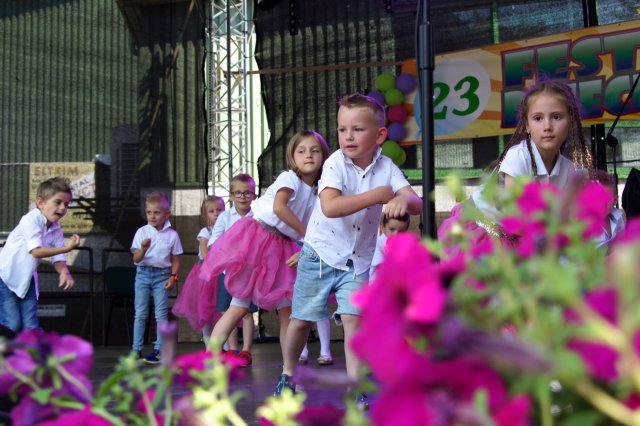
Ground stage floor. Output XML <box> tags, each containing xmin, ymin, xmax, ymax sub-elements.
<box><xmin>91</xmin><ymin>340</ymin><xmax>352</xmax><ymax>424</ymax></box>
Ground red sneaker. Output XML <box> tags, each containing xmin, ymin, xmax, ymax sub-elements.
<box><xmin>235</xmin><ymin>350</ymin><xmax>252</xmax><ymax>367</ymax></box>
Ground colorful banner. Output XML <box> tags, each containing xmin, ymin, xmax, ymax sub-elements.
<box><xmin>29</xmin><ymin>163</ymin><xmax>96</xmax><ymax>233</ymax></box>
<box><xmin>400</xmin><ymin>19</ymin><xmax>640</xmax><ymax>144</ymax></box>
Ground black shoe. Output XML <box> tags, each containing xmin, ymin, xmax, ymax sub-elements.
<box><xmin>273</xmin><ymin>373</ymin><xmax>295</xmax><ymax>396</ymax></box>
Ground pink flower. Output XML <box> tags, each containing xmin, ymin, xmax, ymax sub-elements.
<box><xmin>172</xmin><ymin>350</ymin><xmax>243</xmax><ymax>386</ymax></box>
<box><xmin>517</xmin><ymin>182</ymin><xmax>558</xmax><ymax>214</ymax></box>
<box><xmin>351</xmin><ymin>233</ymin><xmax>447</xmax><ymax>384</ymax></box>
<box><xmin>612</xmin><ymin>217</ymin><xmax>640</xmax><ymax>245</ymax></box>
<box><xmin>501</xmin><ymin>216</ymin><xmax>546</xmax><ymax>257</ymax></box>
<box><xmin>37</xmin><ymin>406</ymin><xmax>112</xmax><ymax>426</ymax></box>
<box><xmin>493</xmin><ymin>394</ymin><xmax>532</xmax><ymax>426</ymax></box>
<box><xmin>575</xmin><ymin>182</ymin><xmax>613</xmax><ymax>238</ymax></box>
<box><xmin>566</xmin><ymin>340</ymin><xmax>619</xmax><ymax>381</ymax></box>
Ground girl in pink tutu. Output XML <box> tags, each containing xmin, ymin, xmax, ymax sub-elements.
<box><xmin>172</xmin><ymin>195</ymin><xmax>225</xmax><ymax>345</ymax></box>
<box><xmin>200</xmin><ymin>130</ymin><xmax>330</xmax><ymax>360</ymax></box>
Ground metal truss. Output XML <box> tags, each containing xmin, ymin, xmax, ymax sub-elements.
<box><xmin>206</xmin><ymin>0</ymin><xmax>250</xmax><ymax>195</ymax></box>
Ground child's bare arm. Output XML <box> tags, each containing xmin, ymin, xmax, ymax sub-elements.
<box><xmin>320</xmin><ymin>186</ymin><xmax>394</xmax><ymax>218</ymax></box>
<box><xmin>165</xmin><ymin>254</ymin><xmax>181</xmax><ymax>290</ymax></box>
<box><xmin>53</xmin><ymin>261</ymin><xmax>75</xmax><ymax>290</ymax></box>
<box><xmin>132</xmin><ymin>238</ymin><xmax>151</xmax><ymax>263</ymax></box>
<box><xmin>198</xmin><ymin>237</ymin><xmax>209</xmax><ymax>259</ymax></box>
<box><xmin>273</xmin><ymin>188</ymin><xmax>306</xmax><ymax>238</ymax></box>
<box><xmin>384</xmin><ymin>186</ymin><xmax>423</xmax><ymax>218</ymax></box>
<box><xmin>30</xmin><ymin>234</ymin><xmax>80</xmax><ymax>259</ymax></box>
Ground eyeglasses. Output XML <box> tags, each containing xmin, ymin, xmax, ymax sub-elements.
<box><xmin>231</xmin><ymin>191</ymin><xmax>255</xmax><ymax>198</ymax></box>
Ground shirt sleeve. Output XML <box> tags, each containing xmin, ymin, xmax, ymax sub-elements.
<box><xmin>499</xmin><ymin>144</ymin><xmax>532</xmax><ymax>178</ymax></box>
<box><xmin>171</xmin><ymin>232</ymin><xmax>184</xmax><ymax>255</ymax></box>
<box><xmin>130</xmin><ymin>228</ymin><xmax>144</xmax><ymax>252</ymax></box>
<box><xmin>49</xmin><ymin>225</ymin><xmax>67</xmax><ymax>263</ymax></box>
<box><xmin>24</xmin><ymin>213</ymin><xmax>45</xmax><ymax>254</ymax></box>
<box><xmin>388</xmin><ymin>161</ymin><xmax>411</xmax><ymax>193</ymax></box>
<box><xmin>271</xmin><ymin>171</ymin><xmax>299</xmax><ymax>194</ymax></box>
<box><xmin>208</xmin><ymin>213</ymin><xmax>227</xmax><ymax>247</ymax></box>
<box><xmin>318</xmin><ymin>155</ymin><xmax>343</xmax><ymax>193</ymax></box>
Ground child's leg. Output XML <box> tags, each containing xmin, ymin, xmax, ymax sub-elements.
<box><xmin>132</xmin><ymin>269</ymin><xmax>152</xmax><ymax>351</ymax></box>
<box><xmin>151</xmin><ymin>276</ymin><xmax>170</xmax><ymax>351</ymax></box>
<box><xmin>316</xmin><ymin>318</ymin><xmax>332</xmax><ymax>358</ymax></box>
<box><xmin>340</xmin><ymin>314</ymin><xmax>360</xmax><ymax>382</ymax></box>
<box><xmin>241</xmin><ymin>313</ymin><xmax>254</xmax><ymax>353</ymax></box>
<box><xmin>209</xmin><ymin>305</ymin><xmax>249</xmax><ymax>351</ymax></box>
<box><xmin>201</xmin><ymin>323</ymin><xmax>214</xmax><ymax>346</ymax></box>
<box><xmin>19</xmin><ymin>279</ymin><xmax>39</xmax><ymax>331</ymax></box>
<box><xmin>0</xmin><ymin>278</ymin><xmax>21</xmax><ymax>333</ymax></box>
<box><xmin>277</xmin><ymin>306</ymin><xmax>292</xmax><ymax>355</ymax></box>
<box><xmin>282</xmin><ymin>318</ymin><xmax>313</xmax><ymax>376</ymax></box>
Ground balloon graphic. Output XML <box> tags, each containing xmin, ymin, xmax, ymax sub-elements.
<box><xmin>396</xmin><ymin>73</ymin><xmax>417</xmax><ymax>94</ymax></box>
<box><xmin>381</xmin><ymin>140</ymin><xmax>403</xmax><ymax>161</ymax></box>
<box><xmin>387</xmin><ymin>123</ymin><xmax>407</xmax><ymax>142</ymax></box>
<box><xmin>368</xmin><ymin>90</ymin><xmax>385</xmax><ymax>106</ymax></box>
<box><xmin>384</xmin><ymin>88</ymin><xmax>404</xmax><ymax>106</ymax></box>
<box><xmin>375</xmin><ymin>73</ymin><xmax>396</xmax><ymax>92</ymax></box>
<box><xmin>387</xmin><ymin>105</ymin><xmax>408</xmax><ymax>123</ymax></box>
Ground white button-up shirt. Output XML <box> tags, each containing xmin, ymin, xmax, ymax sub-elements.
<box><xmin>0</xmin><ymin>208</ymin><xmax>66</xmax><ymax>298</ymax></box>
<box><xmin>499</xmin><ymin>139</ymin><xmax>574</xmax><ymax>187</ymax></box>
<box><xmin>131</xmin><ymin>221</ymin><xmax>183</xmax><ymax>269</ymax></box>
<box><xmin>305</xmin><ymin>148</ymin><xmax>411</xmax><ymax>275</ymax></box>
<box><xmin>207</xmin><ymin>205</ymin><xmax>253</xmax><ymax>247</ymax></box>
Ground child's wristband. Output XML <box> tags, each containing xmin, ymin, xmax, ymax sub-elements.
<box><xmin>170</xmin><ymin>273</ymin><xmax>179</xmax><ymax>282</ymax></box>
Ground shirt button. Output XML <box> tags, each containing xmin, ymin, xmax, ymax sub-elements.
<box><xmin>357</xmin><ymin>227</ymin><xmax>360</xmax><ymax>231</ymax></box>
<box><xmin>352</xmin><ymin>250</ymin><xmax>356</xmax><ymax>254</ymax></box>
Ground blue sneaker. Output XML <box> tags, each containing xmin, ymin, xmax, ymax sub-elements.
<box><xmin>273</xmin><ymin>373</ymin><xmax>295</xmax><ymax>396</ymax></box>
<box><xmin>143</xmin><ymin>350</ymin><xmax>161</xmax><ymax>365</ymax></box>
<box><xmin>356</xmin><ymin>393</ymin><xmax>369</xmax><ymax>411</ymax></box>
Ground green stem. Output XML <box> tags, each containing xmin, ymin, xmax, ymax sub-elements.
<box><xmin>93</xmin><ymin>407</ymin><xmax>128</xmax><ymax>426</ymax></box>
<box><xmin>573</xmin><ymin>379</ymin><xmax>639</xmax><ymax>426</ymax></box>
<box><xmin>56</xmin><ymin>364</ymin><xmax>93</xmax><ymax>401</ymax></box>
<box><xmin>537</xmin><ymin>380</ymin><xmax>553</xmax><ymax>426</ymax></box>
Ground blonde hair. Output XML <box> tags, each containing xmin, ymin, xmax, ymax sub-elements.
<box><xmin>497</xmin><ymin>80</ymin><xmax>594</xmax><ymax>175</ymax></box>
<box><xmin>230</xmin><ymin>173</ymin><xmax>256</xmax><ymax>192</ymax></box>
<box><xmin>201</xmin><ymin>195</ymin><xmax>225</xmax><ymax>225</ymax></box>
<box><xmin>37</xmin><ymin>176</ymin><xmax>72</xmax><ymax>201</ymax></box>
<box><xmin>145</xmin><ymin>191</ymin><xmax>171</xmax><ymax>211</ymax></box>
<box><xmin>285</xmin><ymin>130</ymin><xmax>331</xmax><ymax>185</ymax></box>
<box><xmin>338</xmin><ymin>93</ymin><xmax>386</xmax><ymax>127</ymax></box>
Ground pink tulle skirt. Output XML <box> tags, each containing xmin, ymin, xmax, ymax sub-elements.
<box><xmin>199</xmin><ymin>217</ymin><xmax>300</xmax><ymax>311</ymax></box>
<box><xmin>172</xmin><ymin>262</ymin><xmax>221</xmax><ymax>332</ymax></box>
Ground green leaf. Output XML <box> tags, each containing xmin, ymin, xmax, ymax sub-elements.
<box><xmin>30</xmin><ymin>388</ymin><xmax>54</xmax><ymax>404</ymax></box>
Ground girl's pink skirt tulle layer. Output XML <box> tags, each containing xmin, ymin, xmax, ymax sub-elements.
<box><xmin>199</xmin><ymin>217</ymin><xmax>300</xmax><ymax>311</ymax></box>
<box><xmin>172</xmin><ymin>263</ymin><xmax>221</xmax><ymax>332</ymax></box>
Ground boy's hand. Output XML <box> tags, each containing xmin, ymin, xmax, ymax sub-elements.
<box><xmin>58</xmin><ymin>268</ymin><xmax>75</xmax><ymax>290</ymax></box>
<box><xmin>372</xmin><ymin>185</ymin><xmax>394</xmax><ymax>205</ymax></box>
<box><xmin>66</xmin><ymin>234</ymin><xmax>81</xmax><ymax>251</ymax></box>
<box><xmin>164</xmin><ymin>278</ymin><xmax>175</xmax><ymax>290</ymax></box>
<box><xmin>384</xmin><ymin>195</ymin><xmax>409</xmax><ymax>218</ymax></box>
<box><xmin>286</xmin><ymin>252</ymin><xmax>300</xmax><ymax>268</ymax></box>
<box><xmin>141</xmin><ymin>238</ymin><xmax>151</xmax><ymax>250</ymax></box>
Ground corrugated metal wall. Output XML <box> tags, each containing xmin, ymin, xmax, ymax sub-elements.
<box><xmin>0</xmin><ymin>0</ymin><xmax>209</xmax><ymax>234</ymax></box>
<box><xmin>0</xmin><ymin>0</ymin><xmax>139</xmax><ymax>232</ymax></box>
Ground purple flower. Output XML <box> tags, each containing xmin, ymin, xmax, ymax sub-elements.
<box><xmin>37</xmin><ymin>406</ymin><xmax>112</xmax><ymax>426</ymax></box>
<box><xmin>0</xmin><ymin>330</ymin><xmax>93</xmax><ymax>400</ymax></box>
<box><xmin>294</xmin><ymin>404</ymin><xmax>345</xmax><ymax>426</ymax></box>
<box><xmin>172</xmin><ymin>350</ymin><xmax>243</xmax><ymax>386</ymax></box>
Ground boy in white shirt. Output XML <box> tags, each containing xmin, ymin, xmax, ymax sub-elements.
<box><xmin>274</xmin><ymin>94</ymin><xmax>422</xmax><ymax>405</ymax></box>
<box><xmin>0</xmin><ymin>176</ymin><xmax>80</xmax><ymax>333</ymax></box>
<box><xmin>131</xmin><ymin>192</ymin><xmax>183</xmax><ymax>364</ymax></box>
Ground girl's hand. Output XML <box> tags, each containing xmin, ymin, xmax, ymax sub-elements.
<box><xmin>141</xmin><ymin>238</ymin><xmax>151</xmax><ymax>250</ymax></box>
<box><xmin>286</xmin><ymin>252</ymin><xmax>300</xmax><ymax>268</ymax></box>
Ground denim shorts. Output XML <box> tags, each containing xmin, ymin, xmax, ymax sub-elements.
<box><xmin>291</xmin><ymin>244</ymin><xmax>368</xmax><ymax>322</ymax></box>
